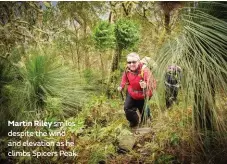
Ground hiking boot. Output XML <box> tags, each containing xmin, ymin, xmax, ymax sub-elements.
<box><xmin>131</xmin><ymin>126</ymin><xmax>139</xmax><ymax>135</ymax></box>
<box><xmin>129</xmin><ymin>122</ymin><xmax>138</xmax><ymax>128</ymax></box>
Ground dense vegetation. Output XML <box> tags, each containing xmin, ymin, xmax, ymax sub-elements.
<box><xmin>0</xmin><ymin>1</ymin><xmax>227</xmax><ymax>163</ymax></box>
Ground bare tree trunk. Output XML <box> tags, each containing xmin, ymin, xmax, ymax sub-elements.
<box><xmin>99</xmin><ymin>52</ymin><xmax>105</xmax><ymax>78</ymax></box>
<box><xmin>76</xmin><ymin>45</ymin><xmax>80</xmax><ymax>71</ymax></box>
<box><xmin>83</xmin><ymin>23</ymin><xmax>90</xmax><ymax>70</ymax></box>
<box><xmin>108</xmin><ymin>11</ymin><xmax>113</xmax><ymax>23</ymax></box>
<box><xmin>164</xmin><ymin>13</ymin><xmax>170</xmax><ymax>34</ymax></box>
<box><xmin>69</xmin><ymin>43</ymin><xmax>75</xmax><ymax>65</ymax></box>
<box><xmin>106</xmin><ymin>46</ymin><xmax>122</xmax><ymax>98</ymax></box>
<box><xmin>72</xmin><ymin>24</ymin><xmax>81</xmax><ymax>71</ymax></box>
<box><xmin>158</xmin><ymin>2</ymin><xmax>182</xmax><ymax>34</ymax></box>
<box><xmin>110</xmin><ymin>46</ymin><xmax>121</xmax><ymax>73</ymax></box>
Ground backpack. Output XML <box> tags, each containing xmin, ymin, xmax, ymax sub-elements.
<box><xmin>165</xmin><ymin>65</ymin><xmax>182</xmax><ymax>86</ymax></box>
<box><xmin>141</xmin><ymin>64</ymin><xmax>157</xmax><ymax>94</ymax></box>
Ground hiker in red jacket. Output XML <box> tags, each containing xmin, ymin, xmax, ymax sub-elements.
<box><xmin>118</xmin><ymin>52</ymin><xmax>156</xmax><ymax>128</ymax></box>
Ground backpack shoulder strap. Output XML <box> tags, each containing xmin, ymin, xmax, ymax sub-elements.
<box><xmin>140</xmin><ymin>64</ymin><xmax>147</xmax><ymax>80</ymax></box>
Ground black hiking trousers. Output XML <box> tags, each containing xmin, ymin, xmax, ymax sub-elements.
<box><xmin>165</xmin><ymin>85</ymin><xmax>179</xmax><ymax>108</ymax></box>
<box><xmin>124</xmin><ymin>92</ymin><xmax>145</xmax><ymax>127</ymax></box>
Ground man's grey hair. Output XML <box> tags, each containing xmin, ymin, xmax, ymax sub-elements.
<box><xmin>127</xmin><ymin>52</ymin><xmax>140</xmax><ymax>61</ymax></box>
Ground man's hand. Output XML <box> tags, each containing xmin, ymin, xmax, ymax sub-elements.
<box><xmin>139</xmin><ymin>80</ymin><xmax>147</xmax><ymax>89</ymax></box>
<box><xmin>117</xmin><ymin>86</ymin><xmax>123</xmax><ymax>92</ymax></box>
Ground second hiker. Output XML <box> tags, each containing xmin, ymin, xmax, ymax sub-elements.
<box><xmin>165</xmin><ymin>65</ymin><xmax>182</xmax><ymax>108</ymax></box>
<box><xmin>118</xmin><ymin>52</ymin><xmax>156</xmax><ymax>128</ymax></box>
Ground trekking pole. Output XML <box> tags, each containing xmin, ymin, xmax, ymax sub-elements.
<box><xmin>120</xmin><ymin>91</ymin><xmax>124</xmax><ymax>101</ymax></box>
<box><xmin>140</xmin><ymin>80</ymin><xmax>147</xmax><ymax>125</ymax></box>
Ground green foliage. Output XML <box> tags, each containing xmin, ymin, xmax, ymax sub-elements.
<box><xmin>115</xmin><ymin>18</ymin><xmax>140</xmax><ymax>49</ymax></box>
<box><xmin>45</xmin><ymin>97</ymin><xmax>63</xmax><ymax>120</ymax></box>
<box><xmin>1</xmin><ymin>2</ymin><xmax>227</xmax><ymax>163</ymax></box>
<box><xmin>93</xmin><ymin>21</ymin><xmax>115</xmax><ymax>50</ymax></box>
<box><xmin>170</xmin><ymin>132</ymin><xmax>180</xmax><ymax>146</ymax></box>
<box><xmin>58</xmin><ymin>2</ymin><xmax>105</xmax><ymax>26</ymax></box>
<box><xmin>0</xmin><ymin>2</ymin><xmax>45</xmax><ymax>54</ymax></box>
<box><xmin>88</xmin><ymin>144</ymin><xmax>115</xmax><ymax>164</ymax></box>
<box><xmin>82</xmin><ymin>68</ymin><xmax>107</xmax><ymax>94</ymax></box>
<box><xmin>83</xmin><ymin>68</ymin><xmax>101</xmax><ymax>85</ymax></box>
<box><xmin>196</xmin><ymin>1</ymin><xmax>227</xmax><ymax>21</ymax></box>
<box><xmin>1</xmin><ymin>46</ymin><xmax>87</xmax><ymax>133</ymax></box>
<box><xmin>155</xmin><ymin>3</ymin><xmax>227</xmax><ymax>132</ymax></box>
<box><xmin>156</xmin><ymin>154</ymin><xmax>175</xmax><ymax>164</ymax></box>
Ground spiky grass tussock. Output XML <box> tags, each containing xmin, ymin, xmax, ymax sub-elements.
<box><xmin>154</xmin><ymin>3</ymin><xmax>227</xmax><ymax>131</ymax></box>
<box><xmin>1</xmin><ymin>46</ymin><xmax>88</xmax><ymax>135</ymax></box>
<box><xmin>152</xmin><ymin>2</ymin><xmax>227</xmax><ymax>161</ymax></box>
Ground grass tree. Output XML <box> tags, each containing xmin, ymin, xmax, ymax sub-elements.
<box><xmin>93</xmin><ymin>19</ymin><xmax>140</xmax><ymax>97</ymax></box>
<box><xmin>0</xmin><ymin>46</ymin><xmax>86</xmax><ymax>135</ymax></box>
<box><xmin>154</xmin><ymin>1</ymin><xmax>227</xmax><ymax>160</ymax></box>
<box><xmin>93</xmin><ymin>21</ymin><xmax>115</xmax><ymax>81</ymax></box>
<box><xmin>107</xmin><ymin>18</ymin><xmax>140</xmax><ymax>98</ymax></box>
<box><xmin>113</xmin><ymin>18</ymin><xmax>140</xmax><ymax>71</ymax></box>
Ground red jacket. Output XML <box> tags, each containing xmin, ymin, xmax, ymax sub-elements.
<box><xmin>120</xmin><ymin>63</ymin><xmax>156</xmax><ymax>100</ymax></box>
